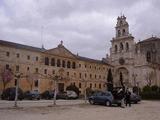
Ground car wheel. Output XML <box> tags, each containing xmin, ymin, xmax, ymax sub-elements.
<box><xmin>89</xmin><ymin>99</ymin><xmax>94</xmax><ymax>105</ymax></box>
<box><xmin>105</xmin><ymin>101</ymin><xmax>111</xmax><ymax>106</ymax></box>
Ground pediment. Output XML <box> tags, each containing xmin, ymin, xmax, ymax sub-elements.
<box><xmin>44</xmin><ymin>45</ymin><xmax>76</xmax><ymax>59</ymax></box>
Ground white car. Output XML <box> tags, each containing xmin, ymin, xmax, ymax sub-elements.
<box><xmin>66</xmin><ymin>90</ymin><xmax>78</xmax><ymax>99</ymax></box>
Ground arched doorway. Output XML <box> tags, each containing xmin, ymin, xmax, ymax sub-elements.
<box><xmin>115</xmin><ymin>67</ymin><xmax>129</xmax><ymax>87</ymax></box>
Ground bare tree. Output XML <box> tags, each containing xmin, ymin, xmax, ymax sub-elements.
<box><xmin>1</xmin><ymin>68</ymin><xmax>13</xmax><ymax>90</ymax></box>
<box><xmin>145</xmin><ymin>71</ymin><xmax>154</xmax><ymax>86</ymax></box>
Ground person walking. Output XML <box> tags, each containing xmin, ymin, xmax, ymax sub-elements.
<box><xmin>125</xmin><ymin>88</ymin><xmax>131</xmax><ymax>107</ymax></box>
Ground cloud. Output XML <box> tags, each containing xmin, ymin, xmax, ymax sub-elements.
<box><xmin>0</xmin><ymin>0</ymin><xmax>160</xmax><ymax>59</ymax></box>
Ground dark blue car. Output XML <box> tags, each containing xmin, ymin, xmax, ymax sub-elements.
<box><xmin>88</xmin><ymin>91</ymin><xmax>121</xmax><ymax>106</ymax></box>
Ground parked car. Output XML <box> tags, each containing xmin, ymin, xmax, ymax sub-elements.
<box><xmin>56</xmin><ymin>90</ymin><xmax>78</xmax><ymax>100</ymax></box>
<box><xmin>1</xmin><ymin>87</ymin><xmax>24</xmax><ymax>100</ymax></box>
<box><xmin>130</xmin><ymin>93</ymin><xmax>141</xmax><ymax>104</ymax></box>
<box><xmin>88</xmin><ymin>91</ymin><xmax>122</xmax><ymax>106</ymax></box>
<box><xmin>24</xmin><ymin>91</ymin><xmax>40</xmax><ymax>100</ymax></box>
<box><xmin>41</xmin><ymin>90</ymin><xmax>54</xmax><ymax>100</ymax></box>
<box><xmin>66</xmin><ymin>90</ymin><xmax>78</xmax><ymax>99</ymax></box>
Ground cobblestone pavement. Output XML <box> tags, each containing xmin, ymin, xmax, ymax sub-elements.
<box><xmin>0</xmin><ymin>100</ymin><xmax>160</xmax><ymax>120</ymax></box>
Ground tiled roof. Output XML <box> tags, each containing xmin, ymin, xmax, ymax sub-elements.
<box><xmin>0</xmin><ymin>39</ymin><xmax>45</xmax><ymax>52</ymax></box>
<box><xmin>76</xmin><ymin>55</ymin><xmax>111</xmax><ymax>65</ymax></box>
<box><xmin>0</xmin><ymin>39</ymin><xmax>112</xmax><ymax>66</ymax></box>
<box><xmin>138</xmin><ymin>37</ymin><xmax>160</xmax><ymax>43</ymax></box>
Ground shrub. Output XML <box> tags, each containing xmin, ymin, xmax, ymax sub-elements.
<box><xmin>142</xmin><ymin>85</ymin><xmax>151</xmax><ymax>93</ymax></box>
<box><xmin>151</xmin><ymin>85</ymin><xmax>159</xmax><ymax>92</ymax></box>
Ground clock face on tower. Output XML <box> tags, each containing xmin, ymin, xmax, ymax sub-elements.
<box><xmin>119</xmin><ymin>57</ymin><xmax>125</xmax><ymax>65</ymax></box>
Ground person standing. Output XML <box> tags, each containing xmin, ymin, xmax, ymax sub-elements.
<box><xmin>125</xmin><ymin>88</ymin><xmax>131</xmax><ymax>107</ymax></box>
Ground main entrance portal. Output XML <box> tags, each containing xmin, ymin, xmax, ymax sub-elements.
<box><xmin>115</xmin><ymin>67</ymin><xmax>129</xmax><ymax>87</ymax></box>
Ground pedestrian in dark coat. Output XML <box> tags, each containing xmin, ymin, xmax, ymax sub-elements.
<box><xmin>125</xmin><ymin>88</ymin><xmax>131</xmax><ymax>107</ymax></box>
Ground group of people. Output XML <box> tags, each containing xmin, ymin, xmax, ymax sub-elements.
<box><xmin>115</xmin><ymin>87</ymin><xmax>131</xmax><ymax>108</ymax></box>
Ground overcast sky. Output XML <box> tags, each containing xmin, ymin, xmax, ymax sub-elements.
<box><xmin>0</xmin><ymin>0</ymin><xmax>160</xmax><ymax>59</ymax></box>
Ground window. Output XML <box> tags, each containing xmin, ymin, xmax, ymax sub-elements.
<box><xmin>85</xmin><ymin>65</ymin><xmax>87</xmax><ymax>68</ymax></box>
<box><xmin>15</xmin><ymin>79</ymin><xmax>17</xmax><ymax>86</ymax></box>
<box><xmin>79</xmin><ymin>64</ymin><xmax>81</xmax><ymax>68</ymax></box>
<box><xmin>115</xmin><ymin>45</ymin><xmax>117</xmax><ymax>53</ymax></box>
<box><xmin>67</xmin><ymin>72</ymin><xmax>69</xmax><ymax>76</ymax></box>
<box><xmin>62</xmin><ymin>60</ymin><xmax>65</xmax><ymax>68</ymax></box>
<box><xmin>51</xmin><ymin>58</ymin><xmax>55</xmax><ymax>66</ymax></box>
<box><xmin>79</xmin><ymin>83</ymin><xmax>81</xmax><ymax>88</ymax></box>
<box><xmin>118</xmin><ymin>30</ymin><xmax>121</xmax><ymax>37</ymax></box>
<box><xmin>122</xmin><ymin>29</ymin><xmax>125</xmax><ymax>35</ymax></box>
<box><xmin>45</xmin><ymin>57</ymin><xmax>49</xmax><ymax>65</ymax></box>
<box><xmin>85</xmin><ymin>73</ymin><xmax>87</xmax><ymax>78</ymax></box>
<box><xmin>120</xmin><ymin>42</ymin><xmax>123</xmax><ymax>51</ymax></box>
<box><xmin>6</xmin><ymin>64</ymin><xmax>9</xmax><ymax>69</ymax></box>
<box><xmin>90</xmin><ymin>83</ymin><xmax>92</xmax><ymax>88</ymax></box>
<box><xmin>16</xmin><ymin>53</ymin><xmax>20</xmax><ymax>58</ymax></box>
<box><xmin>34</xmin><ymin>80</ymin><xmax>38</xmax><ymax>87</ymax></box>
<box><xmin>52</xmin><ymin>70</ymin><xmax>55</xmax><ymax>74</ymax></box>
<box><xmin>90</xmin><ymin>66</ymin><xmax>92</xmax><ymax>69</ymax></box>
<box><xmin>27</xmin><ymin>67</ymin><xmax>30</xmax><ymax>71</ymax></box>
<box><xmin>90</xmin><ymin>74</ymin><xmax>92</xmax><ymax>78</ymax></box>
<box><xmin>6</xmin><ymin>52</ymin><xmax>10</xmax><ymax>57</ymax></box>
<box><xmin>44</xmin><ymin>69</ymin><xmax>47</xmax><ymax>74</ymax></box>
<box><xmin>27</xmin><ymin>55</ymin><xmax>30</xmax><ymax>60</ymax></box>
<box><xmin>99</xmin><ymin>75</ymin><xmax>101</xmax><ymax>79</ymax></box>
<box><xmin>95</xmin><ymin>75</ymin><xmax>97</xmax><ymax>79</ymax></box>
<box><xmin>35</xmin><ymin>68</ymin><xmax>38</xmax><ymax>73</ymax></box>
<box><xmin>146</xmin><ymin>51</ymin><xmax>151</xmax><ymax>62</ymax></box>
<box><xmin>126</xmin><ymin>42</ymin><xmax>129</xmax><ymax>51</ymax></box>
<box><xmin>95</xmin><ymin>83</ymin><xmax>96</xmax><ymax>88</ymax></box>
<box><xmin>36</xmin><ymin>56</ymin><xmax>39</xmax><ymax>61</ymax></box>
<box><xmin>57</xmin><ymin>59</ymin><xmax>61</xmax><ymax>67</ymax></box>
<box><xmin>72</xmin><ymin>62</ymin><xmax>76</xmax><ymax>69</ymax></box>
<box><xmin>99</xmin><ymin>84</ymin><xmax>101</xmax><ymax>89</ymax></box>
<box><xmin>67</xmin><ymin>61</ymin><xmax>71</xmax><ymax>68</ymax></box>
<box><xmin>79</xmin><ymin>73</ymin><xmax>81</xmax><ymax>78</ymax></box>
<box><xmin>74</xmin><ymin>72</ymin><xmax>76</xmax><ymax>77</ymax></box>
<box><xmin>16</xmin><ymin>65</ymin><xmax>19</xmax><ymax>72</ymax></box>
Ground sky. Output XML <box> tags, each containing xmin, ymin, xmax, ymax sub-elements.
<box><xmin>0</xmin><ymin>0</ymin><xmax>160</xmax><ymax>59</ymax></box>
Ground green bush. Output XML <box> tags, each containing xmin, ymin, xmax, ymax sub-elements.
<box><xmin>141</xmin><ymin>85</ymin><xmax>160</xmax><ymax>100</ymax></box>
<box><xmin>142</xmin><ymin>86</ymin><xmax>152</xmax><ymax>92</ymax></box>
<box><xmin>151</xmin><ymin>85</ymin><xmax>159</xmax><ymax>92</ymax></box>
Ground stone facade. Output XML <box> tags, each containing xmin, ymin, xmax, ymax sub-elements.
<box><xmin>109</xmin><ymin>15</ymin><xmax>160</xmax><ymax>88</ymax></box>
<box><xmin>0</xmin><ymin>40</ymin><xmax>112</xmax><ymax>94</ymax></box>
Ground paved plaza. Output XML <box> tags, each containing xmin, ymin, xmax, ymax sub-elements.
<box><xmin>0</xmin><ymin>100</ymin><xmax>160</xmax><ymax>120</ymax></box>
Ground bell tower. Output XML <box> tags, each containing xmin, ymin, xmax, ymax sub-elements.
<box><xmin>116</xmin><ymin>15</ymin><xmax>129</xmax><ymax>38</ymax></box>
<box><xmin>109</xmin><ymin>15</ymin><xmax>135</xmax><ymax>88</ymax></box>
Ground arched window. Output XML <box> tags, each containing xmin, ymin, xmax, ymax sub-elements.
<box><xmin>118</xmin><ymin>30</ymin><xmax>121</xmax><ymax>37</ymax></box>
<box><xmin>146</xmin><ymin>51</ymin><xmax>151</xmax><ymax>62</ymax></box>
<box><xmin>45</xmin><ymin>57</ymin><xmax>49</xmax><ymax>65</ymax></box>
<box><xmin>90</xmin><ymin>83</ymin><xmax>92</xmax><ymax>88</ymax></box>
<box><xmin>57</xmin><ymin>59</ymin><xmax>61</xmax><ymax>67</ymax></box>
<box><xmin>51</xmin><ymin>58</ymin><xmax>55</xmax><ymax>66</ymax></box>
<box><xmin>122</xmin><ymin>29</ymin><xmax>125</xmax><ymax>35</ymax></box>
<box><xmin>72</xmin><ymin>62</ymin><xmax>76</xmax><ymax>69</ymax></box>
<box><xmin>34</xmin><ymin>80</ymin><xmax>39</xmax><ymax>87</ymax></box>
<box><xmin>120</xmin><ymin>42</ymin><xmax>123</xmax><ymax>51</ymax></box>
<box><xmin>115</xmin><ymin>45</ymin><xmax>118</xmax><ymax>53</ymax></box>
<box><xmin>67</xmin><ymin>61</ymin><xmax>71</xmax><ymax>68</ymax></box>
<box><xmin>126</xmin><ymin>42</ymin><xmax>129</xmax><ymax>51</ymax></box>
